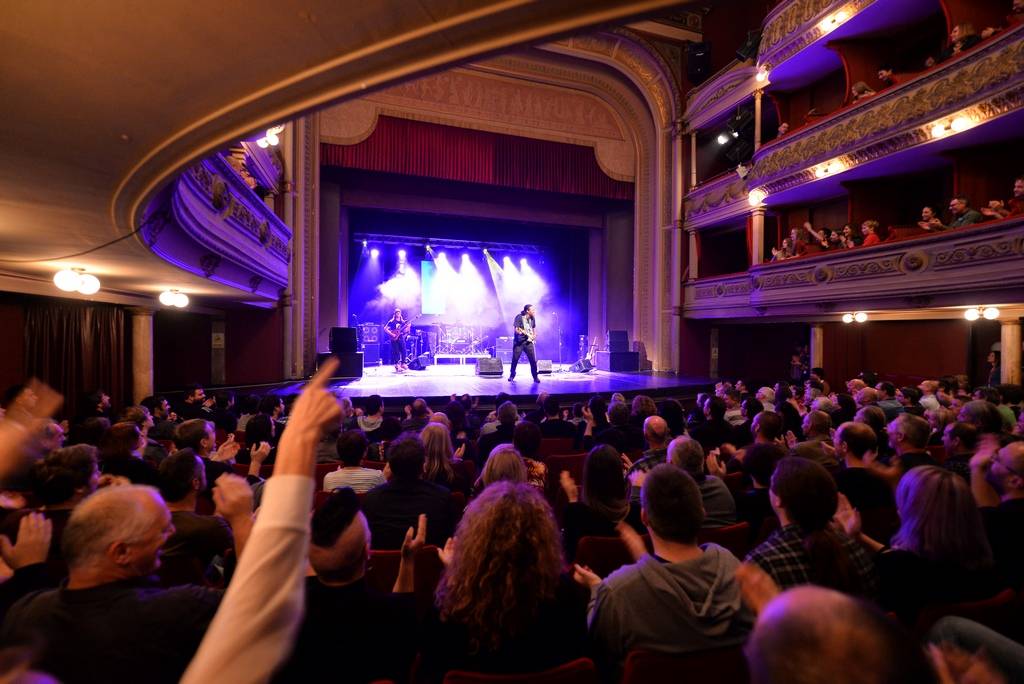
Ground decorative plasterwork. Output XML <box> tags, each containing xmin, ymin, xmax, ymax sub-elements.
<box><xmin>684</xmin><ymin>63</ymin><xmax>759</xmax><ymax>131</ymax></box>
<box><xmin>683</xmin><ymin>173</ymin><xmax>748</xmax><ymax>228</ymax></box>
<box><xmin>750</xmin><ymin>32</ymin><xmax>1024</xmax><ymax>191</ymax></box>
<box><xmin>758</xmin><ymin>0</ymin><xmax>876</xmax><ymax>69</ymax></box>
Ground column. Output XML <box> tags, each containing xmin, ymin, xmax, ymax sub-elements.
<box><xmin>810</xmin><ymin>323</ymin><xmax>824</xmax><ymax>371</ymax></box>
<box><xmin>128</xmin><ymin>308</ymin><xmax>154</xmax><ymax>404</ymax></box>
<box><xmin>754</xmin><ymin>89</ymin><xmax>763</xmax><ymax>152</ymax></box>
<box><xmin>318</xmin><ymin>180</ymin><xmax>341</xmax><ymax>352</ymax></box>
<box><xmin>689</xmin><ymin>132</ymin><xmax>698</xmax><ymax>189</ymax></box>
<box><xmin>1002</xmin><ymin>319</ymin><xmax>1021</xmax><ymax>384</ymax></box>
<box><xmin>687</xmin><ymin>229</ymin><xmax>698</xmax><ymax>281</ymax></box>
<box><xmin>751</xmin><ymin>207</ymin><xmax>766</xmax><ymax>265</ymax></box>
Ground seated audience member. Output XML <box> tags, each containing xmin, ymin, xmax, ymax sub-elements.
<box><xmin>886</xmin><ymin>413</ymin><xmax>937</xmax><ymax>476</ymax></box>
<box><xmin>873</xmin><ymin>382</ymin><xmax>904</xmax><ymax>422</ymax></box>
<box><xmin>958</xmin><ymin>399</ymin><xmax>1005</xmax><ymax>436</ymax></box>
<box><xmin>669</xmin><ymin>436</ymin><xmax>737</xmax><ymax>527</ymax></box>
<box><xmin>66</xmin><ymin>416</ymin><xmax>109</xmax><ymax>448</ymax></box>
<box><xmin>850</xmin><ymin>81</ymin><xmax>876</xmax><ymax>101</ymax></box>
<box><xmin>692</xmin><ymin>397</ymin><xmax>733</xmax><ymax>453</ymax></box>
<box><xmin>511</xmin><ymin>421</ymin><xmax>548</xmax><ymax>491</ymax></box>
<box><xmin>365</xmin><ymin>416</ymin><xmax>403</xmax><ymax>462</ymax></box>
<box><xmin>854</xmin><ymin>387</ymin><xmax>879</xmax><ymax>410</ymax></box>
<box><xmin>731</xmin><ymin>397</ymin><xmax>764</xmax><ymax>448</ymax></box>
<box><xmin>234</xmin><ymin>394</ymin><xmax>259</xmax><ymax>432</ymax></box>
<box><xmin>477</xmin><ymin>401</ymin><xmax>518</xmax><ymax>458</ymax></box>
<box><xmin>575</xmin><ymin>464</ymin><xmax>753</xmax><ymax>675</ymax></box>
<box><xmin>917</xmin><ymin>380</ymin><xmax>941</xmax><ymax>412</ymax></box>
<box><xmin>315</xmin><ymin>419</ymin><xmax>343</xmax><ymax>464</ymax></box>
<box><xmin>273</xmin><ymin>488</ymin><xmax>418</xmax><ymax>683</ymax></box>
<box><xmin>855</xmin><ymin>405</ymin><xmax>894</xmax><ymax>463</ymax></box>
<box><xmin>141</xmin><ymin>395</ymin><xmax>178</xmax><ymax>441</ymax></box>
<box><xmin>210</xmin><ymin>391</ymin><xmax>237</xmax><ymax>434</ymax></box>
<box><xmin>99</xmin><ymin>421</ymin><xmax>160</xmax><ymax>486</ymax></box>
<box><xmin>733</xmin><ymin>443</ymin><xmax>786</xmax><ymax>542</ymax></box>
<box><xmin>860</xmin><ymin>220</ymin><xmax>882</xmax><ymax>246</ymax></box>
<box><xmin>419</xmin><ymin>482</ymin><xmax>586</xmax><ymax>681</ymax></box>
<box><xmin>970</xmin><ymin>440</ymin><xmax>1024</xmax><ymax>587</ymax></box>
<box><xmin>119</xmin><ymin>405</ymin><xmax>167</xmax><ymax>467</ymax></box>
<box><xmin>744</xmin><ymin>585</ymin><xmax>939</xmax><ymax>684</ymax></box>
<box><xmin>789</xmin><ymin>411</ymin><xmax>837</xmax><ymax>469</ymax></box>
<box><xmin>981</xmin><ymin>175</ymin><xmax>1024</xmax><ymax>219</ymax></box>
<box><xmin>422</xmin><ymin>423</ymin><xmax>471</xmax><ymax>495</ymax></box>
<box><xmin>479</xmin><ymin>392</ymin><xmax>511</xmax><ymax>436</ymax></box>
<box><xmin>560</xmin><ymin>445</ymin><xmax>642</xmax><ymax>560</ymax></box>
<box><xmin>876</xmin><ymin>64</ymin><xmax>907</xmax><ymax>87</ymax></box>
<box><xmin>918</xmin><ymin>205</ymin><xmax>945</xmax><ymax>231</ymax></box>
<box><xmin>842</xmin><ymin>466</ymin><xmax>1004</xmax><ymax>625</ymax></box>
<box><xmin>940</xmin><ymin>196</ymin><xmax>984</xmax><ymax>230</ymax></box>
<box><xmin>356</xmin><ymin>394</ymin><xmax>385</xmax><ymax>442</ymax></box>
<box><xmin>723</xmin><ymin>388</ymin><xmax>744</xmax><ymax>427</ymax></box>
<box><xmin>755</xmin><ymin>387</ymin><xmax>776</xmax><ymax>412</ymax></box>
<box><xmin>773</xmin><ymin>383</ymin><xmax>804</xmax><ymax>441</ymax></box>
<box><xmin>714</xmin><ymin>410</ymin><xmax>786</xmax><ymax>475</ymax></box>
<box><xmin>941</xmin><ymin>421</ymin><xmax>978</xmax><ymax>481</ymax></box>
<box><xmin>538</xmin><ymin>395</ymin><xmax>576</xmax><ymax>438</ymax></box>
<box><xmin>476</xmin><ymin>445</ymin><xmax>527</xmax><ymax>493</ymax></box>
<box><xmin>625</xmin><ymin>416</ymin><xmax>671</xmax><ymax>479</ymax></box>
<box><xmin>658</xmin><ymin>398</ymin><xmax>687</xmax><ymax>439</ymax></box>
<box><xmin>983</xmin><ymin>0</ymin><xmax>1024</xmax><ymax>38</ymax></box>
<box><xmin>925</xmin><ymin>407</ymin><xmax>954</xmax><ymax>446</ymax></box>
<box><xmin>323</xmin><ymin>430</ymin><xmax>385</xmax><ymax>494</ymax></box>
<box><xmin>401</xmin><ymin>398</ymin><xmax>431</xmax><ymax>433</ymax></box>
<box><xmin>630</xmin><ymin>395</ymin><xmax>658</xmax><ymax>431</ymax></box>
<box><xmin>158</xmin><ymin>449</ymin><xmax>236</xmax><ymax>581</ymax></box>
<box><xmin>178</xmin><ymin>384</ymin><xmax>213</xmax><ymax>421</ymax></box>
<box><xmin>926</xmin><ymin>23</ymin><xmax>982</xmax><ymax>66</ymax></box>
<box><xmin>839</xmin><ymin>223</ymin><xmax>859</xmax><ymax>248</ymax></box>
<box><xmin>598</xmin><ymin>401</ymin><xmax>644</xmax><ymax>453</ymax></box>
<box><xmin>361</xmin><ymin>436</ymin><xmax>452</xmax><ymax>550</ymax></box>
<box><xmin>173</xmin><ymin>419</ymin><xmax>238</xmax><ymax>491</ymax></box>
<box><xmin>523</xmin><ymin>392</ymin><xmax>548</xmax><ymax>425</ymax></box>
<box><xmin>1</xmin><ymin>485</ymin><xmax>222</xmax><ymax>684</ymax></box>
<box><xmin>258</xmin><ymin>394</ymin><xmax>286</xmax><ymax>435</ymax></box>
<box><xmin>746</xmin><ymin>457</ymin><xmax>876</xmax><ymax>596</ymax></box>
<box><xmin>896</xmin><ymin>385</ymin><xmax>925</xmax><ymax>417</ymax></box>
<box><xmin>832</xmin><ymin>422</ymin><xmax>898</xmax><ymax>543</ymax></box>
<box><xmin>236</xmin><ymin>413</ymin><xmax>276</xmax><ymax>465</ymax></box>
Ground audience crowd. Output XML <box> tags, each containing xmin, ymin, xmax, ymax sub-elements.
<box><xmin>0</xmin><ymin>360</ymin><xmax>1022</xmax><ymax>683</ymax></box>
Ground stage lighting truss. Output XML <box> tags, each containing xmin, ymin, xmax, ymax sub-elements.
<box><xmin>352</xmin><ymin>233</ymin><xmax>541</xmax><ymax>255</ymax></box>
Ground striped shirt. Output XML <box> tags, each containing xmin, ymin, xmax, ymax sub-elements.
<box><xmin>323</xmin><ymin>467</ymin><xmax>386</xmax><ymax>494</ymax></box>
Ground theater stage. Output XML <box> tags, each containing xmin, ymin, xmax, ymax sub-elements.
<box><xmin>272</xmin><ymin>363</ymin><xmax>712</xmax><ymax>407</ymax></box>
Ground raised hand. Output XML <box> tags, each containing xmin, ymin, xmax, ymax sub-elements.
<box><xmin>833</xmin><ymin>493</ymin><xmax>861</xmax><ymax>538</ymax></box>
<box><xmin>275</xmin><ymin>358</ymin><xmax>343</xmax><ymax>478</ymax></box>
<box><xmin>401</xmin><ymin>514</ymin><xmax>427</xmax><ymax>561</ymax></box>
<box><xmin>560</xmin><ymin>470</ymin><xmax>579</xmax><ymax>503</ymax></box>
<box><xmin>213</xmin><ymin>474</ymin><xmax>255</xmax><ymax>521</ymax></box>
<box><xmin>735</xmin><ymin>562</ymin><xmax>780</xmax><ymax>616</ymax></box>
<box><xmin>572</xmin><ymin>563</ymin><xmax>601</xmax><ymax>589</ymax></box>
<box><xmin>705</xmin><ymin>451</ymin><xmax>726</xmax><ymax>478</ymax></box>
<box><xmin>617</xmin><ymin>521</ymin><xmax>647</xmax><ymax>561</ymax></box>
<box><xmin>213</xmin><ymin>433</ymin><xmax>240</xmax><ymax>463</ymax></box>
<box><xmin>0</xmin><ymin>513</ymin><xmax>52</xmax><ymax>570</ymax></box>
<box><xmin>251</xmin><ymin>441</ymin><xmax>272</xmax><ymax>465</ymax></box>
<box><xmin>437</xmin><ymin>537</ymin><xmax>457</xmax><ymax>567</ymax></box>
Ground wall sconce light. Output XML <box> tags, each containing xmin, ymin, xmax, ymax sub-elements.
<box><xmin>842</xmin><ymin>311</ymin><xmax>868</xmax><ymax>323</ymax></box>
<box><xmin>748</xmin><ymin>188</ymin><xmax>767</xmax><ymax>206</ymax></box>
<box><xmin>159</xmin><ymin>290</ymin><xmax>189</xmax><ymax>308</ymax></box>
<box><xmin>54</xmin><ymin>268</ymin><xmax>101</xmax><ymax>295</ymax></box>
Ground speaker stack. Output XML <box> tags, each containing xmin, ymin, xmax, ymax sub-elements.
<box><xmin>597</xmin><ymin>330</ymin><xmax>640</xmax><ymax>372</ymax></box>
<box><xmin>325</xmin><ymin>327</ymin><xmax>364</xmax><ymax>378</ymax></box>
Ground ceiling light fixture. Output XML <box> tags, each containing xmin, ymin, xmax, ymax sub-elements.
<box><xmin>159</xmin><ymin>290</ymin><xmax>189</xmax><ymax>308</ymax></box>
<box><xmin>842</xmin><ymin>313</ymin><xmax>854</xmax><ymax>324</ymax></box>
<box><xmin>982</xmin><ymin>306</ymin><xmax>1000</xmax><ymax>320</ymax></box>
<box><xmin>813</xmin><ymin>158</ymin><xmax>846</xmax><ymax>179</ymax></box>
<box><xmin>819</xmin><ymin>8</ymin><xmax>852</xmax><ymax>33</ymax></box>
<box><xmin>255</xmin><ymin>124</ymin><xmax>284</xmax><ymax>148</ymax></box>
<box><xmin>964</xmin><ymin>307</ymin><xmax>980</xmax><ymax>321</ymax></box>
<box><xmin>748</xmin><ymin>188</ymin><xmax>767</xmax><ymax>207</ymax></box>
<box><xmin>755</xmin><ymin>65</ymin><xmax>770</xmax><ymax>83</ymax></box>
<box><xmin>854</xmin><ymin>311</ymin><xmax>868</xmax><ymax>323</ymax></box>
<box><xmin>53</xmin><ymin>268</ymin><xmax>101</xmax><ymax>295</ymax></box>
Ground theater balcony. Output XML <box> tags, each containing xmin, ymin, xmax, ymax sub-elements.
<box><xmin>139</xmin><ymin>150</ymin><xmax>291</xmax><ymax>302</ymax></box>
<box><xmin>683</xmin><ymin>215</ymin><xmax>1024</xmax><ymax>318</ymax></box>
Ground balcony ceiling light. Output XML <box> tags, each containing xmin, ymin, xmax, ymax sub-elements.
<box><xmin>842</xmin><ymin>313</ymin><xmax>854</xmax><ymax>324</ymax></box>
<box><xmin>54</xmin><ymin>268</ymin><xmax>101</xmax><ymax>295</ymax></box>
<box><xmin>964</xmin><ymin>307</ymin><xmax>980</xmax><ymax>321</ymax></box>
<box><xmin>748</xmin><ymin>188</ymin><xmax>767</xmax><ymax>206</ymax></box>
<box><xmin>854</xmin><ymin>311</ymin><xmax>868</xmax><ymax>323</ymax></box>
<box><xmin>982</xmin><ymin>306</ymin><xmax>1000</xmax><ymax>320</ymax></box>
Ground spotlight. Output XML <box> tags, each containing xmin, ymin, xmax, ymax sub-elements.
<box><xmin>717</xmin><ymin>132</ymin><xmax>730</xmax><ymax>145</ymax></box>
<box><xmin>503</xmin><ymin>255</ymin><xmax>512</xmax><ymax>263</ymax></box>
<box><xmin>964</xmin><ymin>308</ymin><xmax>980</xmax><ymax>321</ymax></box>
<box><xmin>731</xmin><ymin>130</ymin><xmax>740</xmax><ymax>138</ymax></box>
<box><xmin>748</xmin><ymin>188</ymin><xmax>767</xmax><ymax>206</ymax></box>
<box><xmin>983</xmin><ymin>306</ymin><xmax>1000</xmax><ymax>320</ymax></box>
<box><xmin>265</xmin><ymin>132</ymin><xmax>279</xmax><ymax>146</ymax></box>
<box><xmin>520</xmin><ymin>258</ymin><xmax>528</xmax><ymax>267</ymax></box>
<box><xmin>397</xmin><ymin>249</ymin><xmax>406</xmax><ymax>259</ymax></box>
<box><xmin>482</xmin><ymin>248</ymin><xmax>489</xmax><ymax>254</ymax></box>
<box><xmin>159</xmin><ymin>290</ymin><xmax>189</xmax><ymax>308</ymax></box>
<box><xmin>854</xmin><ymin>311</ymin><xmax>868</xmax><ymax>323</ymax></box>
<box><xmin>462</xmin><ymin>253</ymin><xmax>470</xmax><ymax>261</ymax></box>
<box><xmin>370</xmin><ymin>248</ymin><xmax>379</xmax><ymax>258</ymax></box>
<box><xmin>54</xmin><ymin>269</ymin><xmax>82</xmax><ymax>292</ymax></box>
<box><xmin>256</xmin><ymin>138</ymin><xmax>269</xmax><ymax>148</ymax></box>
<box><xmin>755</xmin><ymin>65</ymin><xmax>770</xmax><ymax>83</ymax></box>
<box><xmin>362</xmin><ymin>240</ymin><xmax>368</xmax><ymax>247</ymax></box>
<box><xmin>842</xmin><ymin>313</ymin><xmax>854</xmax><ymax>324</ymax></box>
<box><xmin>437</xmin><ymin>252</ymin><xmax>446</xmax><ymax>260</ymax></box>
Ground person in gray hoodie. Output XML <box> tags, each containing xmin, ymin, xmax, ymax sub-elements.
<box><xmin>573</xmin><ymin>463</ymin><xmax>754</xmax><ymax>677</ymax></box>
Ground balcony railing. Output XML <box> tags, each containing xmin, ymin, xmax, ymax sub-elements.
<box><xmin>140</xmin><ymin>153</ymin><xmax>291</xmax><ymax>300</ymax></box>
<box><xmin>683</xmin><ymin>171</ymin><xmax>749</xmax><ymax>229</ymax></box>
<box><xmin>684</xmin><ymin>216</ymin><xmax>1024</xmax><ymax>318</ymax></box>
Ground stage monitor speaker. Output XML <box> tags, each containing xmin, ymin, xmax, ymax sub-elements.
<box><xmin>475</xmin><ymin>357</ymin><xmax>504</xmax><ymax>377</ymax></box>
<box><xmin>685</xmin><ymin>41</ymin><xmax>711</xmax><ymax>85</ymax></box>
<box><xmin>595</xmin><ymin>350</ymin><xmax>640</xmax><ymax>372</ymax></box>
<box><xmin>407</xmin><ymin>352</ymin><xmax>432</xmax><ymax>371</ymax></box>
<box><xmin>736</xmin><ymin>30</ymin><xmax>762</xmax><ymax>62</ymax></box>
<box><xmin>537</xmin><ymin>359</ymin><xmax>553</xmax><ymax>375</ymax></box>
<box><xmin>606</xmin><ymin>330</ymin><xmax>629</xmax><ymax>353</ymax></box>
<box><xmin>360</xmin><ymin>343</ymin><xmax>380</xmax><ymax>365</ymax></box>
<box><xmin>570</xmin><ymin>358</ymin><xmax>595</xmax><ymax>373</ymax></box>
<box><xmin>329</xmin><ymin>327</ymin><xmax>358</xmax><ymax>354</ymax></box>
<box><xmin>316</xmin><ymin>352</ymin><xmax>364</xmax><ymax>378</ymax></box>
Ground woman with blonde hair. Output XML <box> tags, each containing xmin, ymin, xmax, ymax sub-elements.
<box><xmin>421</xmin><ymin>423</ymin><xmax>469</xmax><ymax>494</ymax></box>
<box><xmin>474</xmin><ymin>445</ymin><xmax>526</xmax><ymax>495</ymax></box>
<box><xmin>420</xmin><ymin>482</ymin><xmax>585</xmax><ymax>680</ymax></box>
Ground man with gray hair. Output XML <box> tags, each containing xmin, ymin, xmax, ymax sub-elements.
<box><xmin>625</xmin><ymin>416</ymin><xmax>671</xmax><ymax>483</ymax></box>
<box><xmin>1</xmin><ymin>484</ymin><xmax>223</xmax><ymax>683</ymax></box>
<box><xmin>668</xmin><ymin>435</ymin><xmax>737</xmax><ymax>527</ymax></box>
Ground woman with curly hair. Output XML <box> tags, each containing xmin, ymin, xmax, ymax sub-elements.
<box><xmin>419</xmin><ymin>482</ymin><xmax>586</xmax><ymax>681</ymax></box>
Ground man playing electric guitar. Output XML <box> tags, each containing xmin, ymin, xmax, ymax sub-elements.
<box><xmin>384</xmin><ymin>308</ymin><xmax>413</xmax><ymax>372</ymax></box>
<box><xmin>509</xmin><ymin>304</ymin><xmax>540</xmax><ymax>383</ymax></box>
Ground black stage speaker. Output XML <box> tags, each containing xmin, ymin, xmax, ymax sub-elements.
<box><xmin>606</xmin><ymin>330</ymin><xmax>629</xmax><ymax>353</ymax></box>
<box><xmin>570</xmin><ymin>358</ymin><xmax>595</xmax><ymax>373</ymax></box>
<box><xmin>361</xmin><ymin>343</ymin><xmax>380</xmax><ymax>365</ymax></box>
<box><xmin>595</xmin><ymin>350</ymin><xmax>640</xmax><ymax>372</ymax></box>
<box><xmin>407</xmin><ymin>352</ymin><xmax>432</xmax><ymax>371</ymax></box>
<box><xmin>475</xmin><ymin>357</ymin><xmax>504</xmax><ymax>377</ymax></box>
<box><xmin>329</xmin><ymin>327</ymin><xmax>358</xmax><ymax>355</ymax></box>
<box><xmin>316</xmin><ymin>352</ymin><xmax>364</xmax><ymax>378</ymax></box>
<box><xmin>536</xmin><ymin>359</ymin><xmax>553</xmax><ymax>375</ymax></box>
<box><xmin>736</xmin><ymin>30</ymin><xmax>762</xmax><ymax>62</ymax></box>
<box><xmin>685</xmin><ymin>41</ymin><xmax>711</xmax><ymax>85</ymax></box>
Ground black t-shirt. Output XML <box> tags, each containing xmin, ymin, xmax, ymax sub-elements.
<box><xmin>362</xmin><ymin>480</ymin><xmax>454</xmax><ymax>550</ymax></box>
<box><xmin>102</xmin><ymin>455</ymin><xmax>160</xmax><ymax>486</ymax></box>
<box><xmin>982</xmin><ymin>499</ymin><xmax>1024</xmax><ymax>589</ymax></box>
<box><xmin>273</xmin><ymin>577</ymin><xmax>416</xmax><ymax>683</ymax></box>
<box><xmin>834</xmin><ymin>467</ymin><xmax>894</xmax><ymax>512</ymax></box>
<box><xmin>1</xmin><ymin>578</ymin><xmax>221</xmax><ymax>684</ymax></box>
<box><xmin>539</xmin><ymin>418</ymin><xmax>577</xmax><ymax>439</ymax></box>
<box><xmin>513</xmin><ymin>313</ymin><xmax>535</xmax><ymax>345</ymax></box>
<box><xmin>163</xmin><ymin>511</ymin><xmax>234</xmax><ymax>569</ymax></box>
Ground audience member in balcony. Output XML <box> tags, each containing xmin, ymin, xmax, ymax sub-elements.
<box><xmin>770</xmin><ymin>238</ymin><xmax>794</xmax><ymax>262</ymax></box>
<box><xmin>926</xmin><ymin>23</ymin><xmax>982</xmax><ymax>67</ymax></box>
<box><xmin>917</xmin><ymin>205</ymin><xmax>945</xmax><ymax>231</ymax></box>
<box><xmin>745</xmin><ymin>457</ymin><xmax>876</xmax><ymax>596</ymax></box>
<box><xmin>421</xmin><ymin>482</ymin><xmax>585</xmax><ymax>681</ymax></box>
<box><xmin>850</xmin><ymin>81</ymin><xmax>876</xmax><ymax>102</ymax></box>
<box><xmin>731</xmin><ymin>397</ymin><xmax>764</xmax><ymax>448</ymax></box>
<box><xmin>940</xmin><ymin>196</ymin><xmax>984</xmax><ymax>229</ymax></box>
<box><xmin>981</xmin><ymin>0</ymin><xmax>1024</xmax><ymax>38</ymax></box>
<box><xmin>273</xmin><ymin>488</ymin><xmax>418</xmax><ymax>684</ymax></box>
<box><xmin>561</xmin><ymin>445</ymin><xmax>640</xmax><ymax>560</ymax></box>
<box><xmin>575</xmin><ymin>464</ymin><xmax>752</xmax><ymax>675</ymax></box>
<box><xmin>876</xmin><ymin>64</ymin><xmax>907</xmax><ymax>88</ymax></box>
<box><xmin>322</xmin><ymin>430</ymin><xmax>385</xmax><ymax>494</ymax></box>
<box><xmin>788</xmin><ymin>227</ymin><xmax>810</xmax><ymax>257</ymax></box>
<box><xmin>980</xmin><ymin>176</ymin><xmax>1024</xmax><ymax>220</ymax></box>
<box><xmin>970</xmin><ymin>439</ymin><xmax>1024</xmax><ymax>588</ymax></box>
<box><xmin>99</xmin><ymin>422</ymin><xmax>160</xmax><ymax>487</ymax></box>
<box><xmin>841</xmin><ymin>465</ymin><xmax>1003</xmax><ymax>625</ymax></box>
<box><xmin>776</xmin><ymin>122</ymin><xmax>790</xmax><ymax>136</ymax></box>
<box><xmin>669</xmin><ymin>437</ymin><xmax>737</xmax><ymax>528</ymax></box>
<box><xmin>859</xmin><ymin>220</ymin><xmax>882</xmax><ymax>246</ymax></box>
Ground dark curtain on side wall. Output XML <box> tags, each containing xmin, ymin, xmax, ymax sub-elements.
<box><xmin>24</xmin><ymin>299</ymin><xmax>128</xmax><ymax>420</ymax></box>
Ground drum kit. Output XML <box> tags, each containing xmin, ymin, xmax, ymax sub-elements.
<box><xmin>436</xmin><ymin>322</ymin><xmax>484</xmax><ymax>355</ymax></box>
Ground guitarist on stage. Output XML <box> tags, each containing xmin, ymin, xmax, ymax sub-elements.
<box><xmin>509</xmin><ymin>304</ymin><xmax>540</xmax><ymax>383</ymax></box>
<box><xmin>385</xmin><ymin>308</ymin><xmax>411</xmax><ymax>372</ymax></box>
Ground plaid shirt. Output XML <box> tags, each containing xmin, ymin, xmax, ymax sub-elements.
<box><xmin>626</xmin><ymin>448</ymin><xmax>668</xmax><ymax>477</ymax></box>
<box><xmin>745</xmin><ymin>524</ymin><xmax>877</xmax><ymax>595</ymax></box>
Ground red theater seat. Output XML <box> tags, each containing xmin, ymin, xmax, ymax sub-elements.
<box><xmin>697</xmin><ymin>522</ymin><xmax>751</xmax><ymax>559</ymax></box>
<box><xmin>366</xmin><ymin>546</ymin><xmax>444</xmax><ymax>617</ymax></box>
<box><xmin>539</xmin><ymin>438</ymin><xmax>575</xmax><ymax>458</ymax></box>
<box><xmin>443</xmin><ymin>657</ymin><xmax>598</xmax><ymax>684</ymax></box>
<box><xmin>622</xmin><ymin>647</ymin><xmax>749</xmax><ymax>684</ymax></box>
<box><xmin>914</xmin><ymin>588</ymin><xmax>1018</xmax><ymax>637</ymax></box>
<box><xmin>573</xmin><ymin>535</ymin><xmax>652</xmax><ymax>579</ymax></box>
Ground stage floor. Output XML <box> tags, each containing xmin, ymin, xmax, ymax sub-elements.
<box><xmin>273</xmin><ymin>363</ymin><xmax>712</xmax><ymax>406</ymax></box>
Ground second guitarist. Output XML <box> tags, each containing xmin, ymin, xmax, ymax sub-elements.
<box><xmin>384</xmin><ymin>308</ymin><xmax>412</xmax><ymax>372</ymax></box>
<box><xmin>509</xmin><ymin>304</ymin><xmax>540</xmax><ymax>383</ymax></box>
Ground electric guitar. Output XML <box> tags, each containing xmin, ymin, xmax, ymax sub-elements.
<box><xmin>385</xmin><ymin>314</ymin><xmax>420</xmax><ymax>340</ymax></box>
<box><xmin>516</xmin><ymin>321</ymin><xmax>537</xmax><ymax>344</ymax></box>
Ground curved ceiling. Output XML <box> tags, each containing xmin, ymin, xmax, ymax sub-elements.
<box><xmin>0</xmin><ymin>0</ymin><xmax>685</xmax><ymax>307</ymax></box>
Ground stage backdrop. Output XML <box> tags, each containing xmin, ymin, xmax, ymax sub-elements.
<box><xmin>348</xmin><ymin>209</ymin><xmax>588</xmax><ymax>365</ymax></box>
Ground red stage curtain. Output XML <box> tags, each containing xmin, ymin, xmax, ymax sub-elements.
<box><xmin>321</xmin><ymin>116</ymin><xmax>633</xmax><ymax>200</ymax></box>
